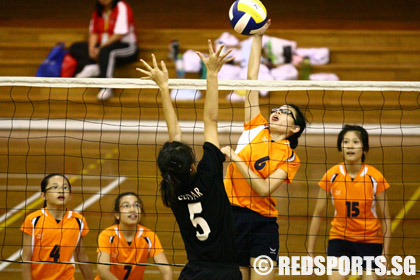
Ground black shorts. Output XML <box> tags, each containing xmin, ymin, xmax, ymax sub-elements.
<box><xmin>327</xmin><ymin>239</ymin><xmax>383</xmax><ymax>269</ymax></box>
<box><xmin>179</xmin><ymin>261</ymin><xmax>242</xmax><ymax>280</ymax></box>
<box><xmin>232</xmin><ymin>206</ymin><xmax>279</xmax><ymax>267</ymax></box>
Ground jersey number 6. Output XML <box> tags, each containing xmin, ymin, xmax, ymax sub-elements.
<box><xmin>188</xmin><ymin>202</ymin><xmax>211</xmax><ymax>241</ymax></box>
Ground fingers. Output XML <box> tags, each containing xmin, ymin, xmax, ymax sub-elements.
<box><xmin>160</xmin><ymin>60</ymin><xmax>167</xmax><ymax>72</ymax></box>
<box><xmin>207</xmin><ymin>39</ymin><xmax>214</xmax><ymax>55</ymax></box>
<box><xmin>139</xmin><ymin>59</ymin><xmax>152</xmax><ymax>71</ymax></box>
<box><xmin>196</xmin><ymin>51</ymin><xmax>205</xmax><ymax>62</ymax></box>
<box><xmin>136</xmin><ymin>67</ymin><xmax>150</xmax><ymax>76</ymax></box>
<box><xmin>152</xmin><ymin>53</ymin><xmax>158</xmax><ymax>69</ymax></box>
<box><xmin>215</xmin><ymin>43</ymin><xmax>225</xmax><ymax>57</ymax></box>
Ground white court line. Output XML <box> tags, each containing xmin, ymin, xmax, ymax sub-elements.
<box><xmin>0</xmin><ymin>192</ymin><xmax>40</xmax><ymax>224</ymax></box>
<box><xmin>0</xmin><ymin>176</ymin><xmax>126</xmax><ymax>271</ymax></box>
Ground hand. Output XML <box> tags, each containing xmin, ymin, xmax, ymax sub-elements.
<box><xmin>136</xmin><ymin>54</ymin><xmax>169</xmax><ymax>88</ymax></box>
<box><xmin>89</xmin><ymin>47</ymin><xmax>99</xmax><ymax>60</ymax></box>
<box><xmin>255</xmin><ymin>19</ymin><xmax>271</xmax><ymax>36</ymax></box>
<box><xmin>196</xmin><ymin>39</ymin><xmax>235</xmax><ymax>75</ymax></box>
<box><xmin>221</xmin><ymin>146</ymin><xmax>237</xmax><ymax>161</ymax></box>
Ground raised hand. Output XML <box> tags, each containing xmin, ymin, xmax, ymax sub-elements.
<box><xmin>196</xmin><ymin>39</ymin><xmax>235</xmax><ymax>75</ymax></box>
<box><xmin>136</xmin><ymin>54</ymin><xmax>169</xmax><ymax>89</ymax></box>
<box><xmin>255</xmin><ymin>18</ymin><xmax>271</xmax><ymax>36</ymax></box>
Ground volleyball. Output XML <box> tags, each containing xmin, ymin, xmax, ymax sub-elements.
<box><xmin>229</xmin><ymin>0</ymin><xmax>267</xmax><ymax>35</ymax></box>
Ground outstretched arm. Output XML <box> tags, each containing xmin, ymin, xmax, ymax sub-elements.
<box><xmin>377</xmin><ymin>190</ymin><xmax>391</xmax><ymax>263</ymax></box>
<box><xmin>21</xmin><ymin>233</ymin><xmax>33</xmax><ymax>280</ymax></box>
<box><xmin>75</xmin><ymin>238</ymin><xmax>94</xmax><ymax>280</ymax></box>
<box><xmin>137</xmin><ymin>55</ymin><xmax>181</xmax><ymax>142</ymax></box>
<box><xmin>196</xmin><ymin>40</ymin><xmax>234</xmax><ymax>148</ymax></box>
<box><xmin>154</xmin><ymin>252</ymin><xmax>173</xmax><ymax>280</ymax></box>
<box><xmin>245</xmin><ymin>19</ymin><xmax>271</xmax><ymax>124</ymax></box>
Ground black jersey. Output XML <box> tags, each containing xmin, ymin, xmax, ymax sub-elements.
<box><xmin>170</xmin><ymin>142</ymin><xmax>238</xmax><ymax>264</ymax></box>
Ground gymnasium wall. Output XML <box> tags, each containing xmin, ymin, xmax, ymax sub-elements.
<box><xmin>1</xmin><ymin>0</ymin><xmax>420</xmax><ymax>29</ymax></box>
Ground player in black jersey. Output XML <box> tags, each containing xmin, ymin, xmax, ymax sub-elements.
<box><xmin>137</xmin><ymin>40</ymin><xmax>241</xmax><ymax>280</ymax></box>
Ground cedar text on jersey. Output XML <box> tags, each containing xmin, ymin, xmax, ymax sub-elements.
<box><xmin>178</xmin><ymin>187</ymin><xmax>203</xmax><ymax>201</ymax></box>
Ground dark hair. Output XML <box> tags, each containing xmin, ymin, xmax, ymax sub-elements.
<box><xmin>96</xmin><ymin>0</ymin><xmax>120</xmax><ymax>16</ymax></box>
<box><xmin>337</xmin><ymin>125</ymin><xmax>369</xmax><ymax>162</ymax></box>
<box><xmin>113</xmin><ymin>192</ymin><xmax>145</xmax><ymax>224</ymax></box>
<box><xmin>285</xmin><ymin>104</ymin><xmax>307</xmax><ymax>149</ymax></box>
<box><xmin>157</xmin><ymin>141</ymin><xmax>196</xmax><ymax>207</ymax></box>
<box><xmin>41</xmin><ymin>173</ymin><xmax>71</xmax><ymax>207</ymax></box>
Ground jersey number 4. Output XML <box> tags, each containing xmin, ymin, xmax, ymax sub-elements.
<box><xmin>345</xmin><ymin>201</ymin><xmax>360</xmax><ymax>217</ymax></box>
<box><xmin>49</xmin><ymin>244</ymin><xmax>60</xmax><ymax>262</ymax></box>
<box><xmin>188</xmin><ymin>202</ymin><xmax>211</xmax><ymax>241</ymax></box>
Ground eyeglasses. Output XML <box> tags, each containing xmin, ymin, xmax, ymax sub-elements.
<box><xmin>45</xmin><ymin>185</ymin><xmax>70</xmax><ymax>192</ymax></box>
<box><xmin>271</xmin><ymin>108</ymin><xmax>296</xmax><ymax>124</ymax></box>
<box><xmin>119</xmin><ymin>202</ymin><xmax>142</xmax><ymax>210</ymax></box>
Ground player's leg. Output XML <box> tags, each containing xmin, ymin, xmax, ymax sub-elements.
<box><xmin>327</xmin><ymin>239</ymin><xmax>352</xmax><ymax>280</ymax></box>
<box><xmin>232</xmin><ymin>206</ymin><xmax>253</xmax><ymax>280</ymax></box>
<box><xmin>248</xmin><ymin>212</ymin><xmax>279</xmax><ymax>280</ymax></box>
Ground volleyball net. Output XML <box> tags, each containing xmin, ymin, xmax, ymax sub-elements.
<box><xmin>0</xmin><ymin>77</ymin><xmax>419</xmax><ymax>275</ymax></box>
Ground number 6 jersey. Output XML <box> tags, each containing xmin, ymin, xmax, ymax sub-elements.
<box><xmin>319</xmin><ymin>163</ymin><xmax>390</xmax><ymax>243</ymax></box>
<box><xmin>170</xmin><ymin>142</ymin><xmax>238</xmax><ymax>264</ymax></box>
<box><xmin>20</xmin><ymin>208</ymin><xmax>89</xmax><ymax>280</ymax></box>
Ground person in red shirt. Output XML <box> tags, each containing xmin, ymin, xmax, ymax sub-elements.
<box><xmin>221</xmin><ymin>20</ymin><xmax>307</xmax><ymax>280</ymax></box>
<box><xmin>21</xmin><ymin>173</ymin><xmax>93</xmax><ymax>280</ymax></box>
<box><xmin>308</xmin><ymin>125</ymin><xmax>392</xmax><ymax>279</ymax></box>
<box><xmin>96</xmin><ymin>192</ymin><xmax>172</xmax><ymax>280</ymax></box>
<box><xmin>70</xmin><ymin>0</ymin><xmax>138</xmax><ymax>100</ymax></box>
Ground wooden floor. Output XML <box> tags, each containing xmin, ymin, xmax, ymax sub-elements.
<box><xmin>0</xmin><ymin>127</ymin><xmax>419</xmax><ymax>279</ymax></box>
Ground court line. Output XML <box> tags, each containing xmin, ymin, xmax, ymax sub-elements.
<box><xmin>0</xmin><ymin>176</ymin><xmax>126</xmax><ymax>272</ymax></box>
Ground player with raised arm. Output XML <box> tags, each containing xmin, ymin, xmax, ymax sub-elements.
<box><xmin>136</xmin><ymin>41</ymin><xmax>241</xmax><ymax>279</ymax></box>
<box><xmin>221</xmin><ymin>20</ymin><xmax>307</xmax><ymax>280</ymax></box>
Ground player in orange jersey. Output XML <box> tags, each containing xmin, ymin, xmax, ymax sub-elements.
<box><xmin>96</xmin><ymin>192</ymin><xmax>171</xmax><ymax>280</ymax></box>
<box><xmin>221</xmin><ymin>20</ymin><xmax>307</xmax><ymax>280</ymax></box>
<box><xmin>308</xmin><ymin>125</ymin><xmax>392</xmax><ymax>279</ymax></box>
<box><xmin>21</xmin><ymin>173</ymin><xmax>93</xmax><ymax>280</ymax></box>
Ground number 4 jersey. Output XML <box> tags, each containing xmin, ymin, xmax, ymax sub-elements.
<box><xmin>319</xmin><ymin>163</ymin><xmax>390</xmax><ymax>243</ymax></box>
<box><xmin>170</xmin><ymin>142</ymin><xmax>238</xmax><ymax>264</ymax></box>
<box><xmin>20</xmin><ymin>208</ymin><xmax>89</xmax><ymax>280</ymax></box>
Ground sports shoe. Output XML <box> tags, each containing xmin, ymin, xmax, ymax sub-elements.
<box><xmin>97</xmin><ymin>88</ymin><xmax>113</xmax><ymax>101</ymax></box>
<box><xmin>75</xmin><ymin>64</ymin><xmax>100</xmax><ymax>78</ymax></box>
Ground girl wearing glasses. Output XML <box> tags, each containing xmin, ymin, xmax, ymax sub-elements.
<box><xmin>96</xmin><ymin>192</ymin><xmax>172</xmax><ymax>280</ymax></box>
<box><xmin>307</xmin><ymin>125</ymin><xmax>391</xmax><ymax>279</ymax></box>
<box><xmin>136</xmin><ymin>41</ymin><xmax>241</xmax><ymax>279</ymax></box>
<box><xmin>21</xmin><ymin>173</ymin><xmax>93</xmax><ymax>280</ymax></box>
<box><xmin>221</xmin><ymin>20</ymin><xmax>307</xmax><ymax>280</ymax></box>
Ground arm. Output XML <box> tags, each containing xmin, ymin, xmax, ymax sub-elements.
<box><xmin>196</xmin><ymin>40</ymin><xmax>234</xmax><ymax>148</ymax></box>
<box><xmin>75</xmin><ymin>238</ymin><xmax>94</xmax><ymax>280</ymax></box>
<box><xmin>137</xmin><ymin>55</ymin><xmax>181</xmax><ymax>142</ymax></box>
<box><xmin>221</xmin><ymin>146</ymin><xmax>287</xmax><ymax>197</ymax></box>
<box><xmin>88</xmin><ymin>33</ymin><xmax>99</xmax><ymax>60</ymax></box>
<box><xmin>244</xmin><ymin>20</ymin><xmax>271</xmax><ymax>124</ymax></box>
<box><xmin>97</xmin><ymin>252</ymin><xmax>118</xmax><ymax>280</ymax></box>
<box><xmin>21</xmin><ymin>233</ymin><xmax>33</xmax><ymax>280</ymax></box>
<box><xmin>376</xmin><ymin>190</ymin><xmax>391</xmax><ymax>260</ymax></box>
<box><xmin>307</xmin><ymin>188</ymin><xmax>328</xmax><ymax>258</ymax></box>
<box><xmin>154</xmin><ymin>252</ymin><xmax>172</xmax><ymax>280</ymax></box>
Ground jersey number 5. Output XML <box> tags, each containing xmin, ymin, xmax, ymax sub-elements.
<box><xmin>188</xmin><ymin>202</ymin><xmax>211</xmax><ymax>241</ymax></box>
<box><xmin>345</xmin><ymin>201</ymin><xmax>360</xmax><ymax>217</ymax></box>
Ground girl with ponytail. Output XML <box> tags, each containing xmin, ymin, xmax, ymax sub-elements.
<box><xmin>137</xmin><ymin>40</ymin><xmax>241</xmax><ymax>279</ymax></box>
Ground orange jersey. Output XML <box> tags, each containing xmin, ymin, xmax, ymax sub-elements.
<box><xmin>95</xmin><ymin>224</ymin><xmax>164</xmax><ymax>280</ymax></box>
<box><xmin>20</xmin><ymin>208</ymin><xmax>89</xmax><ymax>280</ymax></box>
<box><xmin>319</xmin><ymin>163</ymin><xmax>390</xmax><ymax>243</ymax></box>
<box><xmin>224</xmin><ymin>113</ymin><xmax>301</xmax><ymax>217</ymax></box>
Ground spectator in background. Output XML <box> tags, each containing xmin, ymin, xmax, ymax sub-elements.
<box><xmin>70</xmin><ymin>0</ymin><xmax>138</xmax><ymax>101</ymax></box>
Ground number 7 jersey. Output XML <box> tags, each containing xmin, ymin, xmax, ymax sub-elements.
<box><xmin>20</xmin><ymin>208</ymin><xmax>89</xmax><ymax>280</ymax></box>
<box><xmin>319</xmin><ymin>163</ymin><xmax>390</xmax><ymax>243</ymax></box>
